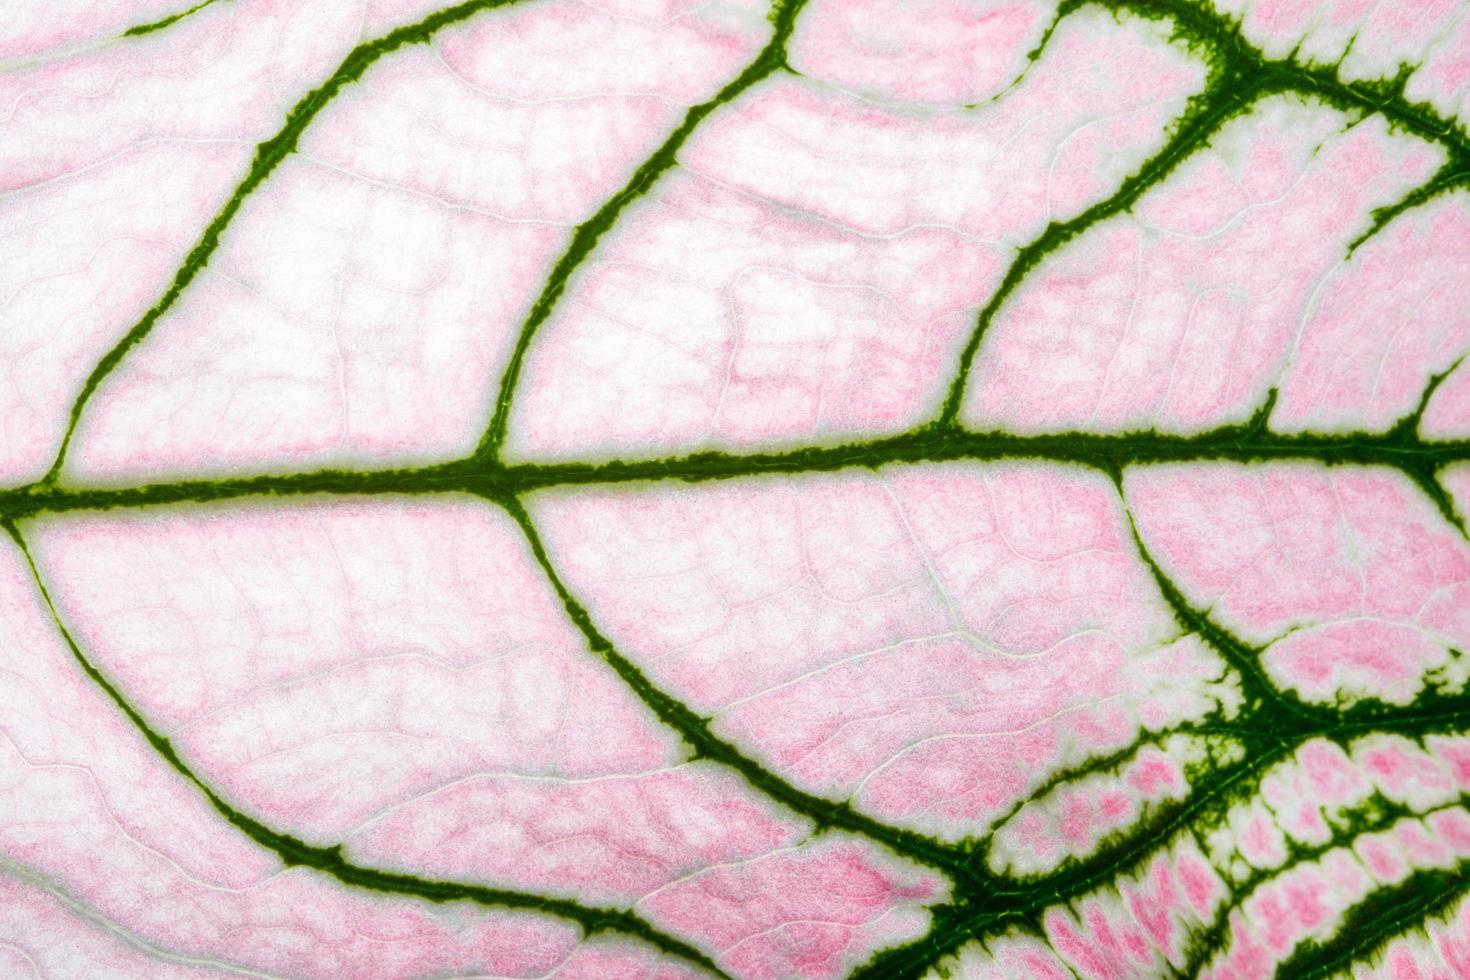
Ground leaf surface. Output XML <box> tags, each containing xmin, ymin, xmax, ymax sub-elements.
<box><xmin>3</xmin><ymin>0</ymin><xmax>1470</xmax><ymax>977</ymax></box>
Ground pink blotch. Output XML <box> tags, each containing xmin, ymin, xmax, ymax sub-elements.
<box><xmin>1124</xmin><ymin>858</ymin><xmax>1180</xmax><ymax>957</ymax></box>
<box><xmin>1014</xmin><ymin>808</ymin><xmax>1064</xmax><ymax>868</ymax></box>
<box><xmin>1298</xmin><ymin>738</ymin><xmax>1371</xmax><ymax>804</ymax></box>
<box><xmin>1283</xmin><ymin>875</ymin><xmax>1329</xmax><ymax>935</ymax></box>
<box><xmin>1061</xmin><ymin>793</ymin><xmax>1099</xmax><ymax>848</ymax></box>
<box><xmin>1388</xmin><ymin>946</ymin><xmax>1427</xmax><ymax>980</ymax></box>
<box><xmin>1322</xmin><ymin>848</ymin><xmax>1372</xmax><ymax>896</ymax></box>
<box><xmin>1098</xmin><ymin>791</ymin><xmax>1132</xmax><ymax>821</ymax></box>
<box><xmin>1266</xmin><ymin>620</ymin><xmax>1447</xmax><ymax>704</ymax></box>
<box><xmin>1044</xmin><ymin>909</ymin><xmax>1113</xmax><ymax>980</ymax></box>
<box><xmin>641</xmin><ymin>837</ymin><xmax>943</xmax><ymax>980</ymax></box>
<box><xmin>1216</xmin><ymin>910</ymin><xmax>1274</xmax><ymax>980</ymax></box>
<box><xmin>1022</xmin><ymin>949</ymin><xmax>1074</xmax><ymax>980</ymax></box>
<box><xmin>1090</xmin><ymin>900</ymin><xmax>1154</xmax><ymax>967</ymax></box>
<box><xmin>1126</xmin><ymin>750</ymin><xmax>1184</xmax><ymax>797</ymax></box>
<box><xmin>1177</xmin><ymin>851</ymin><xmax>1225</xmax><ymax>919</ymax></box>
<box><xmin>1428</xmin><ymin>735</ymin><xmax>1470</xmax><ymax>788</ymax></box>
<box><xmin>1427</xmin><ymin>809</ymin><xmax>1470</xmax><ymax>853</ymax></box>
<box><xmin>1357</xmin><ymin>833</ymin><xmax>1408</xmax><ymax>881</ymax></box>
<box><xmin>1238</xmin><ymin>810</ymin><xmax>1287</xmax><ymax>867</ymax></box>
<box><xmin>1359</xmin><ymin>739</ymin><xmax>1456</xmax><ymax>802</ymax></box>
<box><xmin>1391</xmin><ymin>820</ymin><xmax>1451</xmax><ymax>867</ymax></box>
<box><xmin>1248</xmin><ymin>887</ymin><xmax>1297</xmax><ymax>954</ymax></box>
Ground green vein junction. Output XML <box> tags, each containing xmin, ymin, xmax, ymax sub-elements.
<box><xmin>8</xmin><ymin>409</ymin><xmax>1468</xmax><ymax>523</ymax></box>
<box><xmin>11</xmin><ymin>0</ymin><xmax>1470</xmax><ymax>976</ymax></box>
<box><xmin>119</xmin><ymin>0</ymin><xmax>223</xmax><ymax>38</ymax></box>
<box><xmin>5</xmin><ymin>517</ymin><xmax>729</xmax><ymax>978</ymax></box>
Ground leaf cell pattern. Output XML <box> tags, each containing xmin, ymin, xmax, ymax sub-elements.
<box><xmin>4</xmin><ymin>0</ymin><xmax>1470</xmax><ymax>977</ymax></box>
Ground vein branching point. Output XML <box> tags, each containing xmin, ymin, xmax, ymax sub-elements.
<box><xmin>15</xmin><ymin>0</ymin><xmax>1470</xmax><ymax>976</ymax></box>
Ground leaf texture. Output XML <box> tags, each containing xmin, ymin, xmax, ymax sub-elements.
<box><xmin>3</xmin><ymin>0</ymin><xmax>1470</xmax><ymax>977</ymax></box>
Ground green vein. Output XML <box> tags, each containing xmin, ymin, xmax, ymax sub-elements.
<box><xmin>44</xmin><ymin>0</ymin><xmax>529</xmax><ymax>486</ymax></box>
<box><xmin>1349</xmin><ymin>159</ymin><xmax>1470</xmax><ymax>255</ymax></box>
<box><xmin>2</xmin><ymin>516</ymin><xmax>728</xmax><ymax>979</ymax></box>
<box><xmin>862</xmin><ymin>758</ymin><xmax>1280</xmax><ymax>979</ymax></box>
<box><xmin>1391</xmin><ymin>354</ymin><xmax>1470</xmax><ymax>538</ymax></box>
<box><xmin>1123</xmin><ymin>514</ymin><xmax>1470</xmax><ymax>777</ymax></box>
<box><xmin>1281</xmin><ymin>56</ymin><xmax>1470</xmax><ymax>164</ymax></box>
<box><xmin>1279</xmin><ymin>864</ymin><xmax>1470</xmax><ymax>978</ymax></box>
<box><xmin>1124</xmin><ymin>505</ymin><xmax>1325</xmax><ymax>722</ymax></box>
<box><xmin>938</xmin><ymin>0</ymin><xmax>1470</xmax><ymax>430</ymax></box>
<box><xmin>1099</xmin><ymin>0</ymin><xmax>1470</xmax><ymax>164</ymax></box>
<box><xmin>22</xmin><ymin>0</ymin><xmax>1470</xmax><ymax>974</ymax></box>
<box><xmin>121</xmin><ymin>0</ymin><xmax>223</xmax><ymax>38</ymax></box>
<box><xmin>3</xmin><ymin>460</ymin><xmax>481</xmax><ymax>521</ymax></box>
<box><xmin>496</xmin><ymin>493</ymin><xmax>975</xmax><ymax>883</ymax></box>
<box><xmin>854</xmin><ymin>697</ymin><xmax>1470</xmax><ymax>980</ymax></box>
<box><xmin>475</xmin><ymin>0</ymin><xmax>809</xmax><ymax>459</ymax></box>
<box><xmin>7</xmin><ymin>416</ymin><xmax>1468</xmax><ymax>519</ymax></box>
<box><xmin>1199</xmin><ymin>793</ymin><xmax>1470</xmax><ymax>975</ymax></box>
<box><xmin>499</xmin><ymin>417</ymin><xmax>1426</xmax><ymax>494</ymax></box>
<box><xmin>1178</xmin><ymin>799</ymin><xmax>1435</xmax><ymax>976</ymax></box>
<box><xmin>937</xmin><ymin>29</ymin><xmax>1256</xmax><ymax>426</ymax></box>
<box><xmin>973</xmin><ymin>733</ymin><xmax>1205</xmax><ymax>871</ymax></box>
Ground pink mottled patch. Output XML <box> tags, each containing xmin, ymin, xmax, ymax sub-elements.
<box><xmin>1355</xmin><ymin>832</ymin><xmax>1410</xmax><ymax>882</ymax></box>
<box><xmin>1125</xmin><ymin>856</ymin><xmax>1182</xmax><ymax>959</ymax></box>
<box><xmin>1427</xmin><ymin>735</ymin><xmax>1470</xmax><ymax>789</ymax></box>
<box><xmin>1177</xmin><ymin>848</ymin><xmax>1227</xmax><ymax>919</ymax></box>
<box><xmin>1126</xmin><ymin>465</ymin><xmax>1470</xmax><ymax>700</ymax></box>
<box><xmin>1235</xmin><ymin>805</ymin><xmax>1288</xmax><ymax>869</ymax></box>
<box><xmin>507</xmin><ymin>11</ymin><xmax>1205</xmax><ymax>463</ymax></box>
<box><xmin>1275</xmin><ymin>192</ymin><xmax>1470</xmax><ymax>436</ymax></box>
<box><xmin>991</xmin><ymin>740</ymin><xmax>1194</xmax><ymax>876</ymax></box>
<box><xmin>4</xmin><ymin>1</ymin><xmax>1470</xmax><ymax>977</ymax></box>
<box><xmin>502</xmin><ymin>172</ymin><xmax>1004</xmax><ymax>463</ymax></box>
<box><xmin>1240</xmin><ymin>860</ymin><xmax>1359</xmax><ymax>958</ymax></box>
<box><xmin>532</xmin><ymin>464</ymin><xmax>1231</xmax><ymax>841</ymax></box>
<box><xmin>0</xmin><ymin>537</ymin><xmax>589</xmax><ymax>978</ymax></box>
<box><xmin>1045</xmin><ymin>894</ymin><xmax>1163</xmax><ymax>978</ymax></box>
<box><xmin>963</xmin><ymin>102</ymin><xmax>1441</xmax><ymax>436</ymax></box>
<box><xmin>1267</xmin><ymin>620</ymin><xmax>1450</xmax><ymax>706</ymax></box>
<box><xmin>27</xmin><ymin>499</ymin><xmax>943</xmax><ymax>972</ymax></box>
<box><xmin>1298</xmin><ymin>739</ymin><xmax>1375</xmax><ymax>807</ymax></box>
<box><xmin>789</xmin><ymin>0</ymin><xmax>1054</xmax><ymax>105</ymax></box>
<box><xmin>1428</xmin><ymin>809</ymin><xmax>1470</xmax><ymax>854</ymax></box>
<box><xmin>639</xmin><ymin>836</ymin><xmax>943</xmax><ymax>980</ymax></box>
<box><xmin>1354</xmin><ymin>736</ymin><xmax>1457</xmax><ymax>809</ymax></box>
<box><xmin>64</xmin><ymin>0</ymin><xmax>776</xmax><ymax>484</ymax></box>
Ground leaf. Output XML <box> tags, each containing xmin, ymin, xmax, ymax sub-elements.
<box><xmin>2</xmin><ymin>0</ymin><xmax>1470</xmax><ymax>978</ymax></box>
